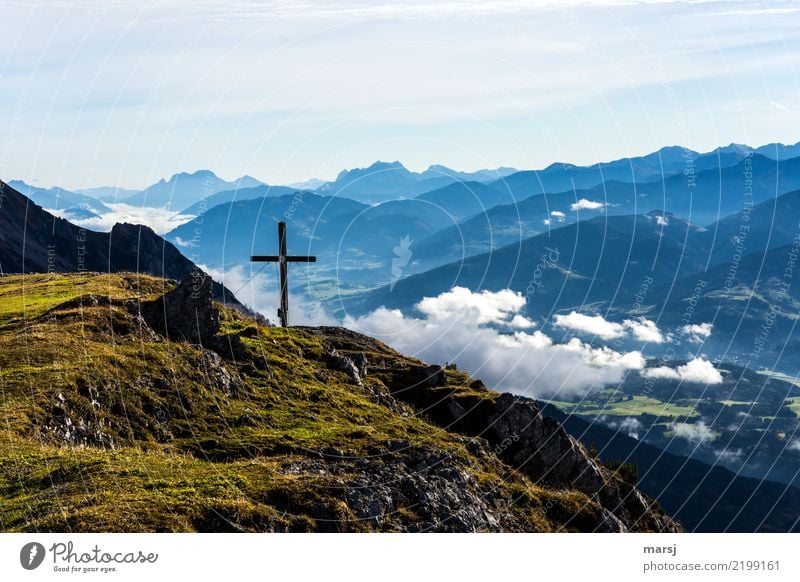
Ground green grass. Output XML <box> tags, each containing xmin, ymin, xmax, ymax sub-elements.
<box><xmin>0</xmin><ymin>273</ymin><xmax>169</xmax><ymax>326</ymax></box>
<box><xmin>786</xmin><ymin>397</ymin><xmax>800</xmax><ymax>416</ymax></box>
<box><xmin>758</xmin><ymin>370</ymin><xmax>800</xmax><ymax>390</ymax></box>
<box><xmin>547</xmin><ymin>395</ymin><xmax>699</xmax><ymax>419</ymax></box>
<box><xmin>0</xmin><ymin>272</ymin><xmax>605</xmax><ymax>532</ymax></box>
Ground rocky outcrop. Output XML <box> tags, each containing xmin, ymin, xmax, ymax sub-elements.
<box><xmin>315</xmin><ymin>326</ymin><xmax>682</xmax><ymax>533</ymax></box>
<box><xmin>325</xmin><ymin>349</ymin><xmax>365</xmax><ymax>385</ymax></box>
<box><xmin>40</xmin><ymin>391</ymin><xmax>116</xmax><ymax>450</ymax></box>
<box><xmin>275</xmin><ymin>445</ymin><xmax>507</xmax><ymax>532</ymax></box>
<box><xmin>10</xmin><ymin>275</ymin><xmax>680</xmax><ymax>533</ymax></box>
<box><xmin>138</xmin><ymin>272</ymin><xmax>220</xmax><ymax>343</ymax></box>
<box><xmin>484</xmin><ymin>393</ymin><xmax>676</xmax><ymax>532</ymax></box>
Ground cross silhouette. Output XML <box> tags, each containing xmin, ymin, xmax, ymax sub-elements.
<box><xmin>250</xmin><ymin>221</ymin><xmax>316</xmax><ymax>327</ymax></box>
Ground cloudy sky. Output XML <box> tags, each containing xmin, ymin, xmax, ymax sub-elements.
<box><xmin>2</xmin><ymin>0</ymin><xmax>799</xmax><ymax>190</ymax></box>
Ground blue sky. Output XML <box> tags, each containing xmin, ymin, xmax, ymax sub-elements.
<box><xmin>1</xmin><ymin>0</ymin><xmax>800</xmax><ymax>190</ymax></box>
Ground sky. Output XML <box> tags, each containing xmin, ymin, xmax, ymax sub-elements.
<box><xmin>1</xmin><ymin>0</ymin><xmax>800</xmax><ymax>190</ymax></box>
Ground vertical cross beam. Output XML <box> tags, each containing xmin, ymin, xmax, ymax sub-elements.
<box><xmin>277</xmin><ymin>221</ymin><xmax>289</xmax><ymax>327</ymax></box>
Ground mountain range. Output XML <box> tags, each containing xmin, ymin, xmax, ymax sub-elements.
<box><xmin>315</xmin><ymin>161</ymin><xmax>518</xmax><ymax>204</ymax></box>
<box><xmin>5</xmin><ymin>139</ymin><xmax>800</xmax><ymax>532</ymax></box>
<box><xmin>154</xmin><ymin>144</ymin><xmax>800</xmax><ymax>296</ymax></box>
<box><xmin>8</xmin><ymin>179</ymin><xmax>111</xmax><ymax>219</ymax></box>
<box><xmin>0</xmin><ymin>180</ymin><xmax>243</xmax><ymax>308</ymax></box>
<box><xmin>122</xmin><ymin>170</ymin><xmax>265</xmax><ymax>210</ymax></box>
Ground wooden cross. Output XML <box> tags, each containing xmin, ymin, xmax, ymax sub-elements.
<box><xmin>250</xmin><ymin>221</ymin><xmax>316</xmax><ymax>327</ymax></box>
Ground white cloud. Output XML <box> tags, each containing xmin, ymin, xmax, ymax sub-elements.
<box><xmin>346</xmin><ymin>288</ymin><xmax>644</xmax><ymax>398</ymax></box>
<box><xmin>604</xmin><ymin>416</ymin><xmax>644</xmax><ymax>440</ymax></box>
<box><xmin>200</xmin><ymin>264</ymin><xmax>336</xmax><ymax>326</ymax></box>
<box><xmin>553</xmin><ymin>311</ymin><xmax>624</xmax><ymax>340</ymax></box>
<box><xmin>543</xmin><ymin>218</ymin><xmax>551</xmax><ymax>225</ymax></box>
<box><xmin>417</xmin><ymin>286</ymin><xmax>526</xmax><ymax>325</ymax></box>
<box><xmin>570</xmin><ymin>198</ymin><xmax>606</xmax><ymax>211</ymax></box>
<box><xmin>550</xmin><ymin>210</ymin><xmax>566</xmax><ymax>218</ymax></box>
<box><xmin>655</xmin><ymin>215</ymin><xmax>669</xmax><ymax>226</ymax></box>
<box><xmin>623</xmin><ymin>317</ymin><xmax>666</xmax><ymax>343</ymax></box>
<box><xmin>49</xmin><ymin>203</ymin><xmax>195</xmax><ymax>235</ymax></box>
<box><xmin>715</xmin><ymin>448</ymin><xmax>743</xmax><ymax>463</ymax></box>
<box><xmin>509</xmin><ymin>314</ymin><xmax>536</xmax><ymax>329</ymax></box>
<box><xmin>554</xmin><ymin>312</ymin><xmax>666</xmax><ymax>343</ymax></box>
<box><xmin>619</xmin><ymin>416</ymin><xmax>641</xmax><ymax>440</ymax></box>
<box><xmin>680</xmin><ymin>322</ymin><xmax>713</xmax><ymax>344</ymax></box>
<box><xmin>642</xmin><ymin>357</ymin><xmax>723</xmax><ymax>384</ymax></box>
<box><xmin>672</xmin><ymin>420</ymin><xmax>716</xmax><ymax>444</ymax></box>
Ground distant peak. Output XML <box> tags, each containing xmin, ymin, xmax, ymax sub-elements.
<box><xmin>717</xmin><ymin>143</ymin><xmax>752</xmax><ymax>154</ymax></box>
<box><xmin>368</xmin><ymin>160</ymin><xmax>406</xmax><ymax>170</ymax></box>
<box><xmin>425</xmin><ymin>164</ymin><xmax>452</xmax><ymax>172</ymax></box>
<box><xmin>336</xmin><ymin>160</ymin><xmax>408</xmax><ymax>181</ymax></box>
<box><xmin>170</xmin><ymin>169</ymin><xmax>217</xmax><ymax>181</ymax></box>
<box><xmin>656</xmin><ymin>145</ymin><xmax>689</xmax><ymax>153</ymax></box>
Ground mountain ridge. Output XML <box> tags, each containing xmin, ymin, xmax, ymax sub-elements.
<box><xmin>0</xmin><ymin>271</ymin><xmax>679</xmax><ymax>532</ymax></box>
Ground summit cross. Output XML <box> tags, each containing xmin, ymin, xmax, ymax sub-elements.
<box><xmin>250</xmin><ymin>221</ymin><xmax>316</xmax><ymax>327</ymax></box>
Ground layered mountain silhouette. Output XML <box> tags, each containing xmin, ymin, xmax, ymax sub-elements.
<box><xmin>8</xmin><ymin>179</ymin><xmax>111</xmax><ymax>219</ymax></box>
<box><xmin>76</xmin><ymin>185</ymin><xmax>140</xmax><ymax>201</ymax></box>
<box><xmin>122</xmin><ymin>170</ymin><xmax>265</xmax><ymax>210</ymax></box>
<box><xmin>180</xmin><ymin>183</ymin><xmax>307</xmax><ymax>216</ymax></box>
<box><xmin>315</xmin><ymin>161</ymin><xmax>518</xmax><ymax>204</ymax></box>
<box><xmin>401</xmin><ymin>154</ymin><xmax>800</xmax><ymax>273</ymax></box>
<box><xmin>542</xmin><ymin>403</ymin><xmax>800</xmax><ymax>532</ymax></box>
<box><xmin>0</xmin><ymin>180</ymin><xmax>242</xmax><ymax>307</ymax></box>
<box><xmin>342</xmin><ymin>212</ymin><xmax>710</xmax><ymax>317</ymax></box>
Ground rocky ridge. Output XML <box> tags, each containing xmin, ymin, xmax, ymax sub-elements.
<box><xmin>0</xmin><ymin>272</ymin><xmax>679</xmax><ymax>532</ymax></box>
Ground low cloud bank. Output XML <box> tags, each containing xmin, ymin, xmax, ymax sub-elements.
<box><xmin>345</xmin><ymin>287</ymin><xmax>645</xmax><ymax>398</ymax></box>
<box><xmin>51</xmin><ymin>203</ymin><xmax>195</xmax><ymax>235</ymax></box>
<box><xmin>201</xmin><ymin>264</ymin><xmax>335</xmax><ymax>326</ymax></box>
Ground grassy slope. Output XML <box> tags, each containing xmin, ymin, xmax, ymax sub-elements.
<box><xmin>0</xmin><ymin>273</ymin><xmax>606</xmax><ymax>532</ymax></box>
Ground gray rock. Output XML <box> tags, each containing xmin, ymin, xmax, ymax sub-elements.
<box><xmin>137</xmin><ymin>271</ymin><xmax>220</xmax><ymax>344</ymax></box>
<box><xmin>325</xmin><ymin>349</ymin><xmax>363</xmax><ymax>385</ymax></box>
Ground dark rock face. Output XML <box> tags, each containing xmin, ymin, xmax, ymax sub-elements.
<box><xmin>484</xmin><ymin>394</ymin><xmax>676</xmax><ymax>532</ymax></box>
<box><xmin>135</xmin><ymin>274</ymin><xmax>265</xmax><ymax>382</ymax></box>
<box><xmin>423</xmin><ymin>365</ymin><xmax>447</xmax><ymax>386</ymax></box>
<box><xmin>138</xmin><ymin>272</ymin><xmax>220</xmax><ymax>343</ymax></box>
<box><xmin>486</xmin><ymin>393</ymin><xmax>608</xmax><ymax>492</ymax></box>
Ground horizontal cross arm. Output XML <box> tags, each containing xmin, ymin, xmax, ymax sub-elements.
<box><xmin>250</xmin><ymin>255</ymin><xmax>280</xmax><ymax>262</ymax></box>
<box><xmin>250</xmin><ymin>255</ymin><xmax>317</xmax><ymax>263</ymax></box>
<box><xmin>285</xmin><ymin>256</ymin><xmax>317</xmax><ymax>262</ymax></box>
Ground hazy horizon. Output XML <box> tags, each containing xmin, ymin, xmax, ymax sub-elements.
<box><xmin>8</xmin><ymin>136</ymin><xmax>798</xmax><ymax>192</ymax></box>
<box><xmin>3</xmin><ymin>0</ymin><xmax>800</xmax><ymax>190</ymax></box>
